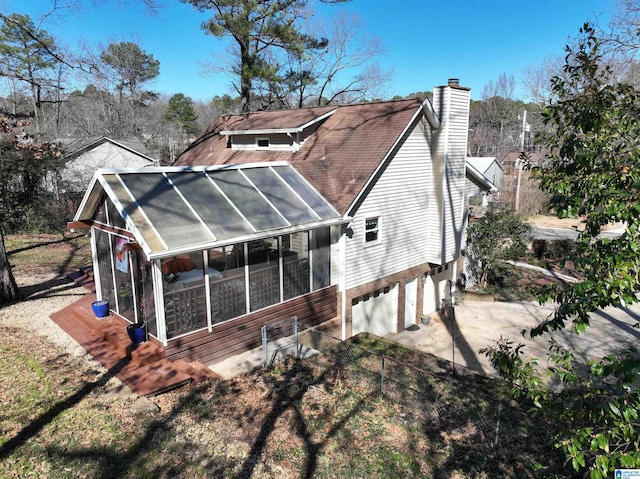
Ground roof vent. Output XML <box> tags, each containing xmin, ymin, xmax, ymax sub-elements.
<box><xmin>448</xmin><ymin>78</ymin><xmax>460</xmax><ymax>87</ymax></box>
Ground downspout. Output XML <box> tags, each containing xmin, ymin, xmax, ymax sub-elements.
<box><xmin>339</xmin><ymin>225</ymin><xmax>347</xmax><ymax>340</ymax></box>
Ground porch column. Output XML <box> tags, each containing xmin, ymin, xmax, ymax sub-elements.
<box><xmin>151</xmin><ymin>259</ymin><xmax>168</xmax><ymax>345</ymax></box>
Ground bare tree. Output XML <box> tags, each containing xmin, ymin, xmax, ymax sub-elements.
<box><xmin>521</xmin><ymin>55</ymin><xmax>564</xmax><ymax>107</ymax></box>
<box><xmin>297</xmin><ymin>12</ymin><xmax>390</xmax><ymax>106</ymax></box>
<box><xmin>597</xmin><ymin>0</ymin><xmax>640</xmax><ymax>58</ymax></box>
<box><xmin>469</xmin><ymin>73</ymin><xmax>524</xmax><ymax>159</ymax></box>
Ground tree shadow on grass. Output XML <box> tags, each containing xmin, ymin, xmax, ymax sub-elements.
<box><xmin>5</xmin><ymin>234</ymin><xmax>91</xmax><ymax>306</ymax></box>
<box><xmin>20</xmin><ymin>276</ymin><xmax>84</xmax><ymax>299</ymax></box>
<box><xmin>235</xmin><ymin>358</ymin><xmax>374</xmax><ymax>479</ymax></box>
<box><xmin>7</xmin><ymin>234</ymin><xmax>84</xmax><ymax>256</ymax></box>
<box><xmin>0</xmin><ymin>356</ymin><xmax>129</xmax><ymax>462</ymax></box>
<box><xmin>42</xmin><ymin>382</ymin><xmax>226</xmax><ymax>478</ymax></box>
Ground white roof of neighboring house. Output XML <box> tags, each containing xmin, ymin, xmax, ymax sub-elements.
<box><xmin>60</xmin><ymin>136</ymin><xmax>157</xmax><ymax>164</ymax></box>
<box><xmin>465</xmin><ymin>159</ymin><xmax>497</xmax><ymax>193</ymax></box>
<box><xmin>466</xmin><ymin>157</ymin><xmax>503</xmax><ymax>175</ymax></box>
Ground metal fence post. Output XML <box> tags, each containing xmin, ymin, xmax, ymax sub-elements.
<box><xmin>493</xmin><ymin>403</ymin><xmax>502</xmax><ymax>448</ymax></box>
<box><xmin>380</xmin><ymin>356</ymin><xmax>386</xmax><ymax>396</ymax></box>
<box><xmin>293</xmin><ymin>316</ymin><xmax>299</xmax><ymax>359</ymax></box>
<box><xmin>261</xmin><ymin>325</ymin><xmax>268</xmax><ymax>368</ymax></box>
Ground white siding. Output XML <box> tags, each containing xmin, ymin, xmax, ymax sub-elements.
<box><xmin>429</xmin><ymin>85</ymin><xmax>471</xmax><ymax>264</ymax></box>
<box><xmin>62</xmin><ymin>142</ymin><xmax>154</xmax><ymax>192</ymax></box>
<box><xmin>344</xmin><ymin>120</ymin><xmax>434</xmax><ymax>290</ymax></box>
<box><xmin>442</xmin><ymin>89</ymin><xmax>470</xmax><ymax>262</ymax></box>
<box><xmin>427</xmin><ymin>92</ymin><xmax>447</xmax><ymax>263</ymax></box>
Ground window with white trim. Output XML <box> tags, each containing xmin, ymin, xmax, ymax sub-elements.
<box><xmin>365</xmin><ymin>216</ymin><xmax>380</xmax><ymax>243</ymax></box>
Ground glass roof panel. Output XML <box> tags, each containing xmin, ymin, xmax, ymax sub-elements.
<box><xmin>102</xmin><ymin>175</ymin><xmax>165</xmax><ymax>252</ymax></box>
<box><xmin>166</xmin><ymin>172</ymin><xmax>253</xmax><ymax>240</ymax></box>
<box><xmin>242</xmin><ymin>167</ymin><xmax>317</xmax><ymax>224</ymax></box>
<box><xmin>118</xmin><ymin>173</ymin><xmax>214</xmax><ymax>249</ymax></box>
<box><xmin>209</xmin><ymin>169</ymin><xmax>288</xmax><ymax>231</ymax></box>
<box><xmin>272</xmin><ymin>165</ymin><xmax>339</xmax><ymax>218</ymax></box>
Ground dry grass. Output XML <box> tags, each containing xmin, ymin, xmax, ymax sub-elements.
<box><xmin>0</xmin><ymin>327</ymin><xmax>568</xmax><ymax>478</ymax></box>
<box><xmin>5</xmin><ymin>233</ymin><xmax>91</xmax><ymax>276</ymax></box>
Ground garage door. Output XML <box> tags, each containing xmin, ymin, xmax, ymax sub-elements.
<box><xmin>352</xmin><ymin>284</ymin><xmax>398</xmax><ymax>336</ymax></box>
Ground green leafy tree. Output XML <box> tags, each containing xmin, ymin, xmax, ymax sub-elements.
<box><xmin>466</xmin><ymin>207</ymin><xmax>532</xmax><ymax>290</ymax></box>
<box><xmin>163</xmin><ymin>93</ymin><xmax>200</xmax><ymax>136</ymax></box>
<box><xmin>94</xmin><ymin>41</ymin><xmax>160</xmax><ymax>135</ymax></box>
<box><xmin>485</xmin><ymin>25</ymin><xmax>640</xmax><ymax>478</ymax></box>
<box><xmin>182</xmin><ymin>0</ymin><xmax>349</xmax><ymax>113</ymax></box>
<box><xmin>99</xmin><ymin>41</ymin><xmax>159</xmax><ymax>101</ymax></box>
<box><xmin>0</xmin><ymin>115</ymin><xmax>21</xmax><ymax>305</ymax></box>
<box><xmin>0</xmin><ymin>13</ymin><xmax>58</xmax><ymax>134</ymax></box>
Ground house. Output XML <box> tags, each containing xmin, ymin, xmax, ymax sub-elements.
<box><xmin>500</xmin><ymin>151</ymin><xmax>544</xmax><ymax>171</ymax></box>
<box><xmin>466</xmin><ymin>157</ymin><xmax>503</xmax><ymax>190</ymax></box>
<box><xmin>70</xmin><ymin>79</ymin><xmax>471</xmax><ymax>367</ymax></box>
<box><xmin>465</xmin><ymin>157</ymin><xmax>500</xmax><ymax>216</ymax></box>
<box><xmin>58</xmin><ymin>136</ymin><xmax>158</xmax><ymax>193</ymax></box>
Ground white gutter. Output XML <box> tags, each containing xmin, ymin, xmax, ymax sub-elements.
<box><xmin>421</xmin><ymin>98</ymin><xmax>441</xmax><ymax>129</ymax></box>
<box><xmin>466</xmin><ymin>161</ymin><xmax>498</xmax><ymax>193</ymax></box>
<box><xmin>219</xmin><ymin>109</ymin><xmax>337</xmax><ymax>136</ymax></box>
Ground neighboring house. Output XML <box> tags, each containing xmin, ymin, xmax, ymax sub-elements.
<box><xmin>70</xmin><ymin>79</ymin><xmax>471</xmax><ymax>367</ymax></box>
<box><xmin>462</xmin><ymin>160</ymin><xmax>499</xmax><ymax>289</ymax></box>
<box><xmin>466</xmin><ymin>157</ymin><xmax>503</xmax><ymax>190</ymax></box>
<box><xmin>466</xmin><ymin>157</ymin><xmax>500</xmax><ymax>216</ymax></box>
<box><xmin>59</xmin><ymin>136</ymin><xmax>158</xmax><ymax>193</ymax></box>
<box><xmin>501</xmin><ymin>151</ymin><xmax>544</xmax><ymax>171</ymax></box>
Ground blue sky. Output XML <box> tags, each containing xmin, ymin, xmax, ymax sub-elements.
<box><xmin>4</xmin><ymin>0</ymin><xmax>615</xmax><ymax>102</ymax></box>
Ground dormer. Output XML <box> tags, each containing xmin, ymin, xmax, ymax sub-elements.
<box><xmin>220</xmin><ymin>106</ymin><xmax>336</xmax><ymax>152</ymax></box>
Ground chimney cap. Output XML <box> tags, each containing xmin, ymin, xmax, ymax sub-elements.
<box><xmin>444</xmin><ymin>78</ymin><xmax>470</xmax><ymax>91</ymax></box>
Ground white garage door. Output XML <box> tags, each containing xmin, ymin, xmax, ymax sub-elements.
<box><xmin>352</xmin><ymin>284</ymin><xmax>398</xmax><ymax>336</ymax></box>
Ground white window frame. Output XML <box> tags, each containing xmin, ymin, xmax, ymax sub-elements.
<box><xmin>364</xmin><ymin>216</ymin><xmax>381</xmax><ymax>245</ymax></box>
<box><xmin>256</xmin><ymin>137</ymin><xmax>270</xmax><ymax>149</ymax></box>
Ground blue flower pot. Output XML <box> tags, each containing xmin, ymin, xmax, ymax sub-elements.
<box><xmin>127</xmin><ymin>322</ymin><xmax>147</xmax><ymax>344</ymax></box>
<box><xmin>91</xmin><ymin>300</ymin><xmax>109</xmax><ymax>318</ymax></box>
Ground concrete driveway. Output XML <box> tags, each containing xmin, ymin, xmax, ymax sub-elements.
<box><xmin>387</xmin><ymin>299</ymin><xmax>640</xmax><ymax>378</ymax></box>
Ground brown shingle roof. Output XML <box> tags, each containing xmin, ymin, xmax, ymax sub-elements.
<box><xmin>176</xmin><ymin>99</ymin><xmax>424</xmax><ymax>214</ymax></box>
<box><xmin>218</xmin><ymin>105</ymin><xmax>337</xmax><ymax>133</ymax></box>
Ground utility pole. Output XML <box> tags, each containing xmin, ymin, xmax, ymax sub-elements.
<box><xmin>515</xmin><ymin>110</ymin><xmax>527</xmax><ymax>212</ymax></box>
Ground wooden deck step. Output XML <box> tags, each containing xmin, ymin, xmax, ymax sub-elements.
<box><xmin>50</xmin><ymin>293</ymin><xmax>216</xmax><ymax>397</ymax></box>
<box><xmin>102</xmin><ymin>323</ymin><xmax>166</xmax><ymax>367</ymax></box>
<box><xmin>173</xmin><ymin>360</ymin><xmax>221</xmax><ymax>383</ymax></box>
<box><xmin>67</xmin><ymin>265</ymin><xmax>96</xmax><ymax>292</ymax></box>
<box><xmin>115</xmin><ymin>359</ymin><xmax>194</xmax><ymax>397</ymax></box>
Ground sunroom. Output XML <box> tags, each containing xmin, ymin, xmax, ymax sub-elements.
<box><xmin>71</xmin><ymin>162</ymin><xmax>347</xmax><ymax>357</ymax></box>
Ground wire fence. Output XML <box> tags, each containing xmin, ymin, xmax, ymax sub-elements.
<box><xmin>261</xmin><ymin>317</ymin><xmax>556</xmax><ymax>458</ymax></box>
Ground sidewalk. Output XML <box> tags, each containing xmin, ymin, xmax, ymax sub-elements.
<box><xmin>387</xmin><ymin>299</ymin><xmax>640</xmax><ymax>377</ymax></box>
